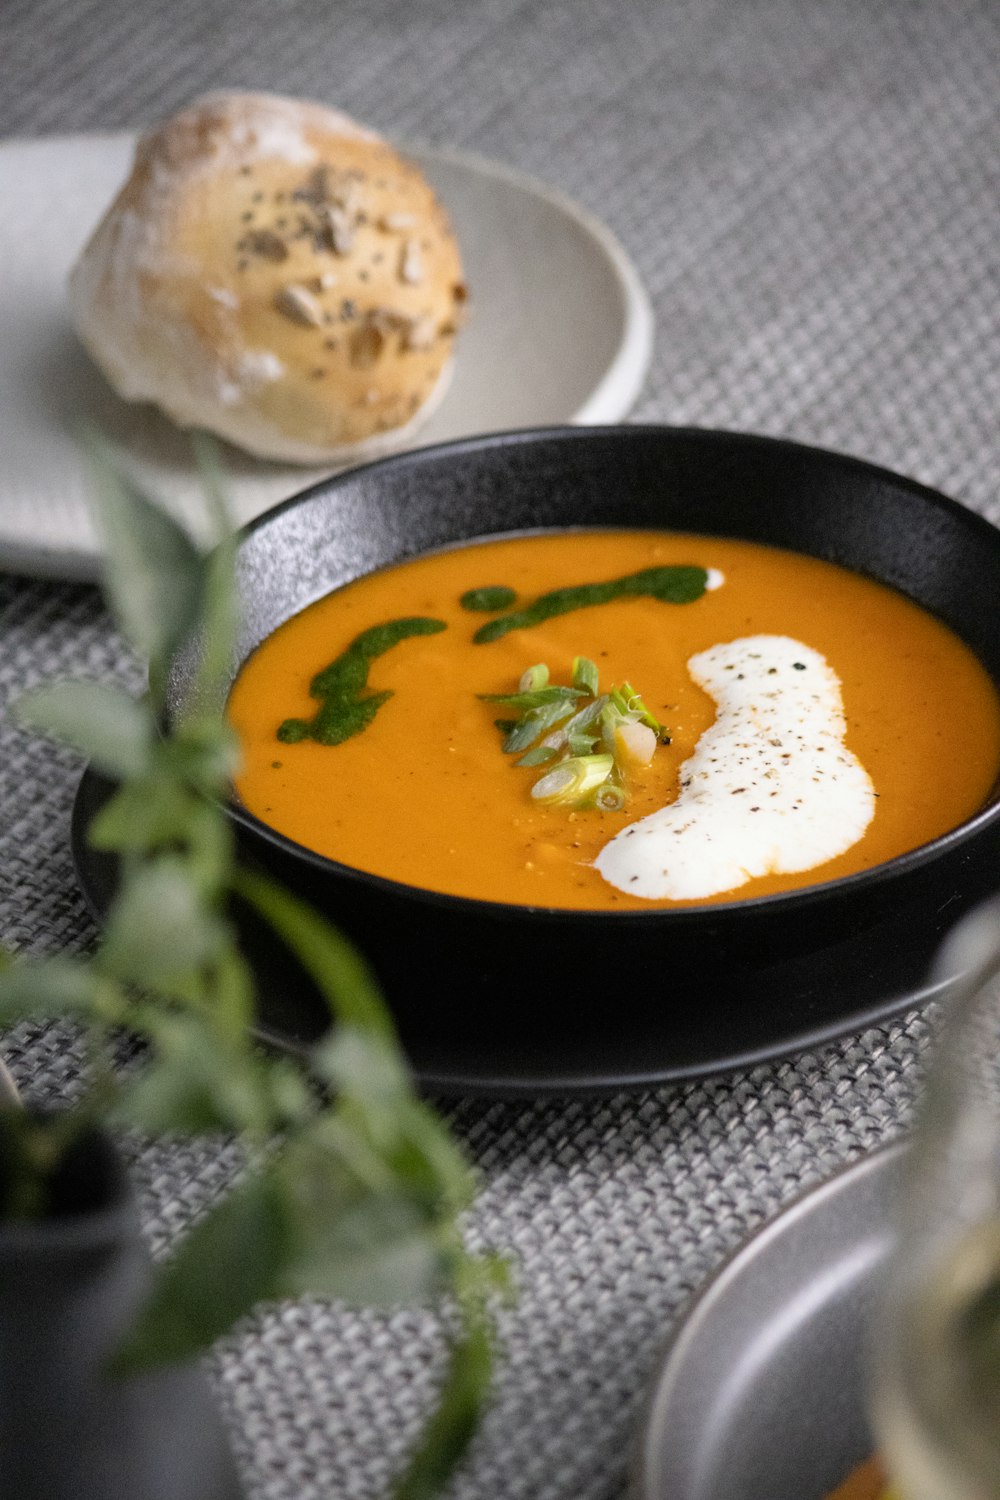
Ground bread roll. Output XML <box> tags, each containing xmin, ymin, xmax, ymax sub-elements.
<box><xmin>68</xmin><ymin>91</ymin><xmax>468</xmax><ymax>463</ymax></box>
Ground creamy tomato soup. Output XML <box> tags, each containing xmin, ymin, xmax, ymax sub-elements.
<box><xmin>226</xmin><ymin>530</ymin><xmax>1000</xmax><ymax>910</ymax></box>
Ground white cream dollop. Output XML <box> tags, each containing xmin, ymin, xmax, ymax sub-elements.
<box><xmin>594</xmin><ymin>635</ymin><xmax>876</xmax><ymax>901</ymax></box>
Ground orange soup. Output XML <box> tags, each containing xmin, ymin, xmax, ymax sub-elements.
<box><xmin>227</xmin><ymin>530</ymin><xmax>1000</xmax><ymax>910</ymax></box>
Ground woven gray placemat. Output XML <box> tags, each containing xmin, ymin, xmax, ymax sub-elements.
<box><xmin>2</xmin><ymin>0</ymin><xmax>998</xmax><ymax>1495</ymax></box>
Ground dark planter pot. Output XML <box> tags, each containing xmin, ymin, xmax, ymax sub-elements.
<box><xmin>0</xmin><ymin>1127</ymin><xmax>243</xmax><ymax>1500</ymax></box>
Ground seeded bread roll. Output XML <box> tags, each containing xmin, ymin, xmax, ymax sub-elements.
<box><xmin>68</xmin><ymin>91</ymin><xmax>468</xmax><ymax>463</ymax></box>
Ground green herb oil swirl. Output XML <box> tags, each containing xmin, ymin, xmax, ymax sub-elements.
<box><xmin>278</xmin><ymin>616</ymin><xmax>446</xmax><ymax>746</ymax></box>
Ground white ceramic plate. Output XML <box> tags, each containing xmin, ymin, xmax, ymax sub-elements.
<box><xmin>0</xmin><ymin>134</ymin><xmax>652</xmax><ymax>580</ymax></box>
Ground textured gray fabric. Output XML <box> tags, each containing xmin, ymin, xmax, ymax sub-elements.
<box><xmin>0</xmin><ymin>1</ymin><xmax>997</xmax><ymax>1496</ymax></box>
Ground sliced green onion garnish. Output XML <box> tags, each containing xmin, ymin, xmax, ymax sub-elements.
<box><xmin>530</xmin><ymin>754</ymin><xmax>614</xmax><ymax>806</ymax></box>
<box><xmin>594</xmin><ymin>781</ymin><xmax>626</xmax><ymax>811</ymax></box>
<box><xmin>562</xmin><ymin>694</ymin><xmax>607</xmax><ymax>736</ymax></box>
<box><xmin>519</xmin><ymin>663</ymin><xmax>549</xmax><ymax>693</ymax></box>
<box><xmin>572</xmin><ymin>655</ymin><xmax>600</xmax><ymax>695</ymax></box>
<box><xmin>599</xmin><ymin>702</ymin><xmax>619</xmax><ymax>753</ymax></box>
<box><xmin>478</xmin><ymin>685</ymin><xmax>584</xmax><ymax>710</ymax></box>
<box><xmin>502</xmin><ymin>697</ymin><xmax>578</xmax><ymax>753</ymax></box>
<box><xmin>619</xmin><ymin>681</ymin><xmax>662</xmax><ymax>732</ymax></box>
<box><xmin>517</xmin><ymin>745</ymin><xmax>559</xmax><ymax>767</ymax></box>
<box><xmin>567</xmin><ymin>731</ymin><xmax>599</xmax><ymax>757</ymax></box>
<box><xmin>481</xmin><ymin>658</ymin><xmax>669</xmax><ymax>813</ymax></box>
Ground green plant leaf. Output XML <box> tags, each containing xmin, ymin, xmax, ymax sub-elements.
<box><xmin>87</xmin><ymin>779</ymin><xmax>201</xmax><ymax>855</ymax></box>
<box><xmin>283</xmin><ymin>1206</ymin><xmax>442</xmax><ymax>1306</ymax></box>
<box><xmin>392</xmin><ymin>1318</ymin><xmax>495</xmax><ymax>1500</ymax></box>
<box><xmin>83</xmin><ymin>433</ymin><xmax>206</xmax><ymax>683</ymax></box>
<box><xmin>159</xmin><ymin>719</ymin><xmax>242</xmax><ymax>796</ymax></box>
<box><xmin>323</xmin><ymin>1089</ymin><xmax>471</xmax><ymax>1211</ymax></box>
<box><xmin>377</xmin><ymin>1097</ymin><xmax>477</xmax><ymax>1216</ymax></box>
<box><xmin>182</xmin><ymin>435</ymin><xmax>240</xmax><ymax>716</ymax></box>
<box><xmin>111</xmin><ymin>1013</ymin><xmax>274</xmax><ymax>1137</ymax></box>
<box><xmin>310</xmin><ymin>1024</ymin><xmax>410</xmax><ymax>1112</ymax></box>
<box><xmin>189</xmin><ymin>432</ymin><xmax>232</xmax><ymax>543</ymax></box>
<box><xmin>233</xmin><ymin>871</ymin><xmax>399</xmax><ymax>1043</ymax></box>
<box><xmin>276</xmin><ymin>1137</ymin><xmax>443</xmax><ymax>1306</ymax></box>
<box><xmin>198</xmin><ymin>945</ymin><xmax>256</xmax><ymax>1041</ymax></box>
<box><xmin>12</xmin><ymin>681</ymin><xmax>154</xmax><ymax>779</ymax></box>
<box><xmin>170</xmin><ymin>797</ymin><xmax>235</xmax><ymax>900</ymax></box>
<box><xmin>186</xmin><ymin>541</ymin><xmax>238</xmax><ymax>718</ymax></box>
<box><xmin>0</xmin><ymin>957</ymin><xmax>105</xmax><ymax>1024</ymax></box>
<box><xmin>112</xmin><ymin>1173</ymin><xmax>293</xmax><ymax>1372</ymax></box>
<box><xmin>100</xmin><ymin>857</ymin><xmax>229</xmax><ymax>987</ymax></box>
<box><xmin>264</xmin><ymin>1057</ymin><xmax>316</xmax><ymax>1127</ymax></box>
<box><xmin>313</xmin><ymin>1033</ymin><xmax>474</xmax><ymax>1213</ymax></box>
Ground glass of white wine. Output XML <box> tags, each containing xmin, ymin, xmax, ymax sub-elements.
<box><xmin>873</xmin><ymin>896</ymin><xmax>1000</xmax><ymax>1500</ymax></box>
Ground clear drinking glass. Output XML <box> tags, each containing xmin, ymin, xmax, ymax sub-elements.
<box><xmin>872</xmin><ymin>897</ymin><xmax>1000</xmax><ymax>1500</ymax></box>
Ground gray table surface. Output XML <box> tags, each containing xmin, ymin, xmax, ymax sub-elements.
<box><xmin>2</xmin><ymin>1</ymin><xmax>999</xmax><ymax>1496</ymax></box>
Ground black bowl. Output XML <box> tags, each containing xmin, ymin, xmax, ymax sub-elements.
<box><xmin>161</xmin><ymin>425</ymin><xmax>1000</xmax><ymax>1090</ymax></box>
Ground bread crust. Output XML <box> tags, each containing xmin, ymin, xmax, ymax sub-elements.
<box><xmin>68</xmin><ymin>92</ymin><xmax>468</xmax><ymax>462</ymax></box>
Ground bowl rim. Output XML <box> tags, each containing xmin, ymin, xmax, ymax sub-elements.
<box><xmin>222</xmin><ymin>422</ymin><xmax>1000</xmax><ymax>924</ymax></box>
<box><xmin>238</xmin><ymin>421</ymin><xmax>1000</xmax><ymax>552</ymax></box>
